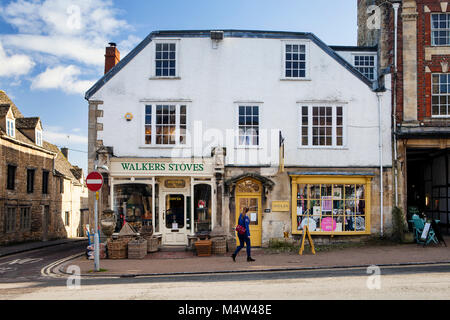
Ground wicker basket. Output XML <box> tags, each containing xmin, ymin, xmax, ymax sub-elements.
<box><xmin>144</xmin><ymin>236</ymin><xmax>159</xmax><ymax>253</ymax></box>
<box><xmin>195</xmin><ymin>240</ymin><xmax>212</xmax><ymax>257</ymax></box>
<box><xmin>128</xmin><ymin>238</ymin><xmax>147</xmax><ymax>259</ymax></box>
<box><xmin>107</xmin><ymin>239</ymin><xmax>127</xmax><ymax>259</ymax></box>
<box><xmin>212</xmin><ymin>237</ymin><xmax>227</xmax><ymax>255</ymax></box>
<box><xmin>227</xmin><ymin>238</ymin><xmax>236</xmax><ymax>252</ymax></box>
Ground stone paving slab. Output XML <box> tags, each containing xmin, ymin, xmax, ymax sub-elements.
<box><xmin>61</xmin><ymin>241</ymin><xmax>450</xmax><ymax>276</ymax></box>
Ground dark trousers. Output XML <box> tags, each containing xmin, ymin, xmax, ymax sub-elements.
<box><xmin>234</xmin><ymin>234</ymin><xmax>251</xmax><ymax>257</ymax></box>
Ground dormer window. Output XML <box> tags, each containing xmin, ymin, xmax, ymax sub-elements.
<box><xmin>6</xmin><ymin>118</ymin><xmax>15</xmax><ymax>138</ymax></box>
<box><xmin>36</xmin><ymin>130</ymin><xmax>43</xmax><ymax>146</ymax></box>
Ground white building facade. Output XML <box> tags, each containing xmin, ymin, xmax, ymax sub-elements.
<box><xmin>86</xmin><ymin>30</ymin><xmax>393</xmax><ymax>247</ymax></box>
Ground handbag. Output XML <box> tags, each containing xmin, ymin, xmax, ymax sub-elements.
<box><xmin>236</xmin><ymin>216</ymin><xmax>246</xmax><ymax>235</ymax></box>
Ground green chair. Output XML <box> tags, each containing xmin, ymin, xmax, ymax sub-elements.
<box><xmin>411</xmin><ymin>215</ymin><xmax>439</xmax><ymax>245</ymax></box>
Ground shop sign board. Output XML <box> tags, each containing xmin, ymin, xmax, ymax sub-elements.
<box><xmin>110</xmin><ymin>159</ymin><xmax>214</xmax><ymax>176</ymax></box>
<box><xmin>272</xmin><ymin>201</ymin><xmax>290</xmax><ymax>212</ymax></box>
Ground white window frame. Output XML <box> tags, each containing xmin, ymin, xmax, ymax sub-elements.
<box><xmin>281</xmin><ymin>40</ymin><xmax>310</xmax><ymax>80</ymax></box>
<box><xmin>352</xmin><ymin>53</ymin><xmax>377</xmax><ymax>80</ymax></box>
<box><xmin>140</xmin><ymin>102</ymin><xmax>190</xmax><ymax>148</ymax></box>
<box><xmin>431</xmin><ymin>13</ymin><xmax>450</xmax><ymax>46</ymax></box>
<box><xmin>6</xmin><ymin>118</ymin><xmax>15</xmax><ymax>138</ymax></box>
<box><xmin>431</xmin><ymin>73</ymin><xmax>450</xmax><ymax>118</ymax></box>
<box><xmin>35</xmin><ymin>130</ymin><xmax>42</xmax><ymax>146</ymax></box>
<box><xmin>235</xmin><ymin>103</ymin><xmax>262</xmax><ymax>149</ymax></box>
<box><xmin>151</xmin><ymin>39</ymin><xmax>180</xmax><ymax>79</ymax></box>
<box><xmin>298</xmin><ymin>104</ymin><xmax>347</xmax><ymax>149</ymax></box>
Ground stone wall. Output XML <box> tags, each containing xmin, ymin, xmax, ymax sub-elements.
<box><xmin>0</xmin><ymin>139</ymin><xmax>67</xmax><ymax>245</ymax></box>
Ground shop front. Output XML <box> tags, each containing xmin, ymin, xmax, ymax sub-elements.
<box><xmin>290</xmin><ymin>173</ymin><xmax>373</xmax><ymax>236</ymax></box>
<box><xmin>109</xmin><ymin>158</ymin><xmax>216</xmax><ymax>246</ymax></box>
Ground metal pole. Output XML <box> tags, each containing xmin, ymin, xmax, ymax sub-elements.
<box><xmin>94</xmin><ymin>191</ymin><xmax>100</xmax><ymax>271</ymax></box>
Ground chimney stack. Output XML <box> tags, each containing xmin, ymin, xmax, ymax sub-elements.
<box><xmin>61</xmin><ymin>147</ymin><xmax>69</xmax><ymax>160</ymax></box>
<box><xmin>104</xmin><ymin>42</ymin><xmax>120</xmax><ymax>74</ymax></box>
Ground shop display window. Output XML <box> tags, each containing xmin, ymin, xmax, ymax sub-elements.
<box><xmin>293</xmin><ymin>177</ymin><xmax>370</xmax><ymax>234</ymax></box>
<box><xmin>113</xmin><ymin>184</ymin><xmax>153</xmax><ymax>232</ymax></box>
<box><xmin>194</xmin><ymin>184</ymin><xmax>212</xmax><ymax>232</ymax></box>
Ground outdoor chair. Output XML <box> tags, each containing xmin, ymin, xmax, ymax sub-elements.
<box><xmin>410</xmin><ymin>215</ymin><xmax>439</xmax><ymax>245</ymax></box>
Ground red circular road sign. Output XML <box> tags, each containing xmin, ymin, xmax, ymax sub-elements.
<box><xmin>86</xmin><ymin>171</ymin><xmax>103</xmax><ymax>192</ymax></box>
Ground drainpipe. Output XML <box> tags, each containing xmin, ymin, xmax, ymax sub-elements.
<box><xmin>392</xmin><ymin>2</ymin><xmax>400</xmax><ymax>208</ymax></box>
<box><xmin>377</xmin><ymin>92</ymin><xmax>384</xmax><ymax>237</ymax></box>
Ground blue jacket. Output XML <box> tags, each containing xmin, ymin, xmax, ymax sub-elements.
<box><xmin>238</xmin><ymin>214</ymin><xmax>251</xmax><ymax>237</ymax></box>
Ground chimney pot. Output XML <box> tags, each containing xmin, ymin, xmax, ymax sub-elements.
<box><xmin>61</xmin><ymin>147</ymin><xmax>69</xmax><ymax>160</ymax></box>
<box><xmin>104</xmin><ymin>43</ymin><xmax>121</xmax><ymax>74</ymax></box>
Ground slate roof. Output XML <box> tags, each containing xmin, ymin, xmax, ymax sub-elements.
<box><xmin>85</xmin><ymin>29</ymin><xmax>376</xmax><ymax>100</ymax></box>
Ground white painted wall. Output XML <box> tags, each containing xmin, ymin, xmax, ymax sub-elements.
<box><xmin>90</xmin><ymin>36</ymin><xmax>392</xmax><ymax>168</ymax></box>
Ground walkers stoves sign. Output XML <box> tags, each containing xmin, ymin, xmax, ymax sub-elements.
<box><xmin>110</xmin><ymin>158</ymin><xmax>214</xmax><ymax>177</ymax></box>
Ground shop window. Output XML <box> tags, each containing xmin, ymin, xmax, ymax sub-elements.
<box><xmin>113</xmin><ymin>184</ymin><xmax>153</xmax><ymax>232</ymax></box>
<box><xmin>194</xmin><ymin>184</ymin><xmax>212</xmax><ymax>232</ymax></box>
<box><xmin>291</xmin><ymin>176</ymin><xmax>371</xmax><ymax>235</ymax></box>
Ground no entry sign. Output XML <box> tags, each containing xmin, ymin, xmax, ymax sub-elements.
<box><xmin>86</xmin><ymin>171</ymin><xmax>103</xmax><ymax>192</ymax></box>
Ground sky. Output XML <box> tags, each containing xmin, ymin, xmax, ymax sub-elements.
<box><xmin>0</xmin><ymin>0</ymin><xmax>357</xmax><ymax>175</ymax></box>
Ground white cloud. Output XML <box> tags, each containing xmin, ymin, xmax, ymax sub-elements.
<box><xmin>31</xmin><ymin>65</ymin><xmax>95</xmax><ymax>95</ymax></box>
<box><xmin>2</xmin><ymin>34</ymin><xmax>104</xmax><ymax>66</ymax></box>
<box><xmin>44</xmin><ymin>125</ymin><xmax>88</xmax><ymax>145</ymax></box>
<box><xmin>0</xmin><ymin>41</ymin><xmax>34</xmax><ymax>77</ymax></box>
<box><xmin>0</xmin><ymin>0</ymin><xmax>131</xmax><ymax>66</ymax></box>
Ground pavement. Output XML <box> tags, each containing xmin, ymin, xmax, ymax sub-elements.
<box><xmin>0</xmin><ymin>237</ymin><xmax>88</xmax><ymax>258</ymax></box>
<box><xmin>57</xmin><ymin>237</ymin><xmax>450</xmax><ymax>277</ymax></box>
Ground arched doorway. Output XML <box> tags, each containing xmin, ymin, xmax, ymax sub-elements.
<box><xmin>235</xmin><ymin>178</ymin><xmax>263</xmax><ymax>247</ymax></box>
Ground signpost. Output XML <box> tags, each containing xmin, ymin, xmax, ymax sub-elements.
<box><xmin>86</xmin><ymin>171</ymin><xmax>104</xmax><ymax>272</ymax></box>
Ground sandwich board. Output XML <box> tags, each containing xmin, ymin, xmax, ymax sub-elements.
<box><xmin>299</xmin><ymin>225</ymin><xmax>316</xmax><ymax>255</ymax></box>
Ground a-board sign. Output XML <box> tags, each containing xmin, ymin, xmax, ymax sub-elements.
<box><xmin>421</xmin><ymin>222</ymin><xmax>431</xmax><ymax>241</ymax></box>
<box><xmin>299</xmin><ymin>225</ymin><xmax>316</xmax><ymax>255</ymax></box>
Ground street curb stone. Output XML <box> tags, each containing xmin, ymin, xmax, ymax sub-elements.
<box><xmin>54</xmin><ymin>254</ymin><xmax>450</xmax><ymax>279</ymax></box>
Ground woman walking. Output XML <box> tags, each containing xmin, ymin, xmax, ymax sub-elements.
<box><xmin>231</xmin><ymin>207</ymin><xmax>255</xmax><ymax>262</ymax></box>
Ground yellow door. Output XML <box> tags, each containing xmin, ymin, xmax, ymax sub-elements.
<box><xmin>235</xmin><ymin>178</ymin><xmax>262</xmax><ymax>247</ymax></box>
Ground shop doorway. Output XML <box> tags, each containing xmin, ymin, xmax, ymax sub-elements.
<box><xmin>235</xmin><ymin>178</ymin><xmax>262</xmax><ymax>247</ymax></box>
<box><xmin>162</xmin><ymin>193</ymin><xmax>188</xmax><ymax>245</ymax></box>
<box><xmin>407</xmin><ymin>148</ymin><xmax>450</xmax><ymax>234</ymax></box>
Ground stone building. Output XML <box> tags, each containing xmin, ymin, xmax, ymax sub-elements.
<box><xmin>85</xmin><ymin>29</ymin><xmax>393</xmax><ymax>248</ymax></box>
<box><xmin>358</xmin><ymin>0</ymin><xmax>450</xmax><ymax>233</ymax></box>
<box><xmin>0</xmin><ymin>90</ymin><xmax>88</xmax><ymax>245</ymax></box>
